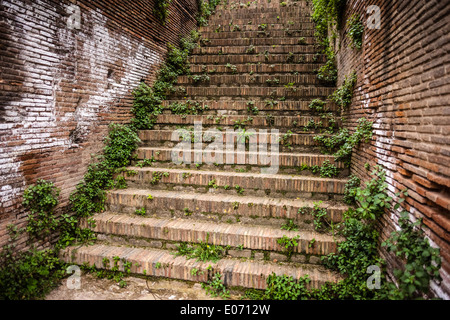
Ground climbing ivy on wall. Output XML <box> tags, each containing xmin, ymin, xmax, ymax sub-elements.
<box><xmin>154</xmin><ymin>0</ymin><xmax>172</xmax><ymax>24</ymax></box>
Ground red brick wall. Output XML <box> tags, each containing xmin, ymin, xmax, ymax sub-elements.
<box><xmin>0</xmin><ymin>0</ymin><xmax>199</xmax><ymax>249</ymax></box>
<box><xmin>335</xmin><ymin>0</ymin><xmax>450</xmax><ymax>299</ymax></box>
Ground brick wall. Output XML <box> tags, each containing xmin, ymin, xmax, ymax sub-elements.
<box><xmin>335</xmin><ymin>0</ymin><xmax>450</xmax><ymax>299</ymax></box>
<box><xmin>0</xmin><ymin>0</ymin><xmax>199</xmax><ymax>249</ymax></box>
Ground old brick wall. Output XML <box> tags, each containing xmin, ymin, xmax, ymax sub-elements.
<box><xmin>0</xmin><ymin>0</ymin><xmax>199</xmax><ymax>249</ymax></box>
<box><xmin>335</xmin><ymin>0</ymin><xmax>450</xmax><ymax>298</ymax></box>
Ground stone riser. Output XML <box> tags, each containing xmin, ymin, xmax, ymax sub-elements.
<box><xmin>154</xmin><ymin>114</ymin><xmax>333</xmax><ymax>129</ymax></box>
<box><xmin>189</xmin><ymin>63</ymin><xmax>321</xmax><ymax>74</ymax></box>
<box><xmin>203</xmin><ymin>37</ymin><xmax>319</xmax><ymax>47</ymax></box>
<box><xmin>192</xmin><ymin>45</ymin><xmax>322</xmax><ymax>55</ymax></box>
<box><xmin>200</xmin><ymin>23</ymin><xmax>316</xmax><ymax>33</ymax></box>
<box><xmin>200</xmin><ymin>30</ymin><xmax>316</xmax><ymax>40</ymax></box>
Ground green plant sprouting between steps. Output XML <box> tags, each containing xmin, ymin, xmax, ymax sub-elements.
<box><xmin>314</xmin><ymin>117</ymin><xmax>373</xmax><ymax>167</ymax></box>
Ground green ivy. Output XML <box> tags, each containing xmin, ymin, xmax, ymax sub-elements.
<box><xmin>153</xmin><ymin>0</ymin><xmax>172</xmax><ymax>24</ymax></box>
<box><xmin>0</xmin><ymin>226</ymin><xmax>66</xmax><ymax>300</ymax></box>
<box><xmin>346</xmin><ymin>14</ymin><xmax>364</xmax><ymax>49</ymax></box>
<box><xmin>330</xmin><ymin>71</ymin><xmax>357</xmax><ymax>111</ymax></box>
<box><xmin>380</xmin><ymin>211</ymin><xmax>442</xmax><ymax>299</ymax></box>
<box><xmin>22</xmin><ymin>179</ymin><xmax>60</xmax><ymax>240</ymax></box>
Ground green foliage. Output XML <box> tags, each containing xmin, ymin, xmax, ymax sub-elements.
<box><xmin>130</xmin><ymin>82</ymin><xmax>162</xmax><ymax>130</ymax></box>
<box><xmin>154</xmin><ymin>0</ymin><xmax>172</xmax><ymax>24</ymax></box>
<box><xmin>311</xmin><ymin>160</ymin><xmax>339</xmax><ymax>178</ymax></box>
<box><xmin>22</xmin><ymin>179</ymin><xmax>60</xmax><ymax>240</ymax></box>
<box><xmin>0</xmin><ymin>226</ymin><xmax>65</xmax><ymax>300</ymax></box>
<box><xmin>103</xmin><ymin>123</ymin><xmax>141</xmax><ymax>168</ymax></box>
<box><xmin>380</xmin><ymin>212</ymin><xmax>442</xmax><ymax>299</ymax></box>
<box><xmin>174</xmin><ymin>234</ymin><xmax>226</xmax><ymax>263</ymax></box>
<box><xmin>311</xmin><ymin>201</ymin><xmax>329</xmax><ymax>231</ymax></box>
<box><xmin>196</xmin><ymin>0</ymin><xmax>221</xmax><ymax>27</ymax></box>
<box><xmin>314</xmin><ymin>117</ymin><xmax>373</xmax><ymax>166</ymax></box>
<box><xmin>343</xmin><ymin>174</ymin><xmax>361</xmax><ymax>205</ymax></box>
<box><xmin>330</xmin><ymin>72</ymin><xmax>357</xmax><ymax>110</ymax></box>
<box><xmin>347</xmin><ymin>14</ymin><xmax>364</xmax><ymax>49</ymax></box>
<box><xmin>318</xmin><ymin>216</ymin><xmax>382</xmax><ymax>300</ymax></box>
<box><xmin>202</xmin><ymin>273</ymin><xmax>230</xmax><ymax>298</ymax></box>
<box><xmin>134</xmin><ymin>207</ymin><xmax>147</xmax><ymax>216</ymax></box>
<box><xmin>281</xmin><ymin>219</ymin><xmax>299</xmax><ymax>231</ymax></box>
<box><xmin>277</xmin><ymin>235</ymin><xmax>300</xmax><ymax>258</ymax></box>
<box><xmin>309</xmin><ymin>99</ymin><xmax>327</xmax><ymax>113</ymax></box>
<box><xmin>354</xmin><ymin>167</ymin><xmax>392</xmax><ymax>220</ymax></box>
<box><xmin>264</xmin><ymin>273</ymin><xmax>311</xmax><ymax>300</ymax></box>
<box><xmin>317</xmin><ymin>46</ymin><xmax>338</xmax><ymax>84</ymax></box>
<box><xmin>311</xmin><ymin>0</ymin><xmax>345</xmax><ymax>41</ymax></box>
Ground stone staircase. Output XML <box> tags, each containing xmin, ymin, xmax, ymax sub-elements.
<box><xmin>61</xmin><ymin>0</ymin><xmax>348</xmax><ymax>292</ymax></box>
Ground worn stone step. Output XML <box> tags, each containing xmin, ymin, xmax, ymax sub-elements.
<box><xmin>200</xmin><ymin>22</ymin><xmax>316</xmax><ymax>33</ymax></box>
<box><xmin>202</xmin><ymin>37</ymin><xmax>322</xmax><ymax>47</ymax></box>
<box><xmin>192</xmin><ymin>45</ymin><xmax>321</xmax><ymax>55</ymax></box>
<box><xmin>178</xmin><ymin>73</ymin><xmax>325</xmax><ymax>86</ymax></box>
<box><xmin>189</xmin><ymin>63</ymin><xmax>320</xmax><ymax>74</ymax></box>
<box><xmin>188</xmin><ymin>53</ymin><xmax>321</xmax><ymax>66</ymax></box>
<box><xmin>81</xmin><ymin>213</ymin><xmax>343</xmax><ymax>257</ymax></box>
<box><xmin>60</xmin><ymin>244</ymin><xmax>342</xmax><ymax>290</ymax></box>
<box><xmin>170</xmin><ymin>86</ymin><xmax>335</xmax><ymax>99</ymax></box>
<box><xmin>215</xmin><ymin>1</ymin><xmax>312</xmax><ymax>13</ymax></box>
<box><xmin>138</xmin><ymin>129</ymin><xmax>325</xmax><ymax>154</ymax></box>
<box><xmin>206</xmin><ymin>16</ymin><xmax>313</xmax><ymax>27</ymax></box>
<box><xmin>106</xmin><ymin>188</ymin><xmax>347</xmax><ymax>227</ymax></box>
<box><xmin>161</xmin><ymin>99</ymin><xmax>338</xmax><ymax>113</ymax></box>
<box><xmin>199</xmin><ymin>30</ymin><xmax>316</xmax><ymax>40</ymax></box>
<box><xmin>153</xmin><ymin>114</ymin><xmax>333</xmax><ymax>130</ymax></box>
<box><xmin>135</xmin><ymin>147</ymin><xmax>346</xmax><ymax>170</ymax></box>
<box><xmin>210</xmin><ymin>8</ymin><xmax>312</xmax><ymax>21</ymax></box>
<box><xmin>120</xmin><ymin>167</ymin><xmax>347</xmax><ymax>200</ymax></box>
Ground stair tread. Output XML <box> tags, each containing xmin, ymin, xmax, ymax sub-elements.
<box><xmin>88</xmin><ymin>211</ymin><xmax>344</xmax><ymax>245</ymax></box>
<box><xmin>61</xmin><ymin>244</ymin><xmax>342</xmax><ymax>289</ymax></box>
<box><xmin>109</xmin><ymin>188</ymin><xmax>348</xmax><ymax>210</ymax></box>
<box><xmin>125</xmin><ymin>166</ymin><xmax>348</xmax><ymax>183</ymax></box>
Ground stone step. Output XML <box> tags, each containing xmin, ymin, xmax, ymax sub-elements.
<box><xmin>134</xmin><ymin>147</ymin><xmax>346</xmax><ymax>170</ymax></box>
<box><xmin>202</xmin><ymin>37</ymin><xmax>319</xmax><ymax>47</ymax></box>
<box><xmin>153</xmin><ymin>114</ymin><xmax>333</xmax><ymax>130</ymax></box>
<box><xmin>215</xmin><ymin>1</ymin><xmax>311</xmax><ymax>13</ymax></box>
<box><xmin>189</xmin><ymin>63</ymin><xmax>320</xmax><ymax>74</ymax></box>
<box><xmin>138</xmin><ymin>129</ymin><xmax>324</xmax><ymax>153</ymax></box>
<box><xmin>192</xmin><ymin>45</ymin><xmax>321</xmax><ymax>55</ymax></box>
<box><xmin>199</xmin><ymin>30</ymin><xmax>316</xmax><ymax>40</ymax></box>
<box><xmin>161</xmin><ymin>99</ymin><xmax>338</xmax><ymax>113</ymax></box>
<box><xmin>188</xmin><ymin>53</ymin><xmax>322</xmax><ymax>66</ymax></box>
<box><xmin>210</xmin><ymin>8</ymin><xmax>312</xmax><ymax>21</ymax></box>
<box><xmin>177</xmin><ymin>73</ymin><xmax>326</xmax><ymax>86</ymax></box>
<box><xmin>120</xmin><ymin>167</ymin><xmax>347</xmax><ymax>200</ymax></box>
<box><xmin>81</xmin><ymin>212</ymin><xmax>343</xmax><ymax>257</ymax></box>
<box><xmin>199</xmin><ymin>22</ymin><xmax>316</xmax><ymax>33</ymax></box>
<box><xmin>60</xmin><ymin>244</ymin><xmax>342</xmax><ymax>290</ymax></box>
<box><xmin>170</xmin><ymin>86</ymin><xmax>335</xmax><ymax>99</ymax></box>
<box><xmin>206</xmin><ymin>16</ymin><xmax>314</xmax><ymax>27</ymax></box>
<box><xmin>106</xmin><ymin>188</ymin><xmax>347</xmax><ymax>227</ymax></box>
